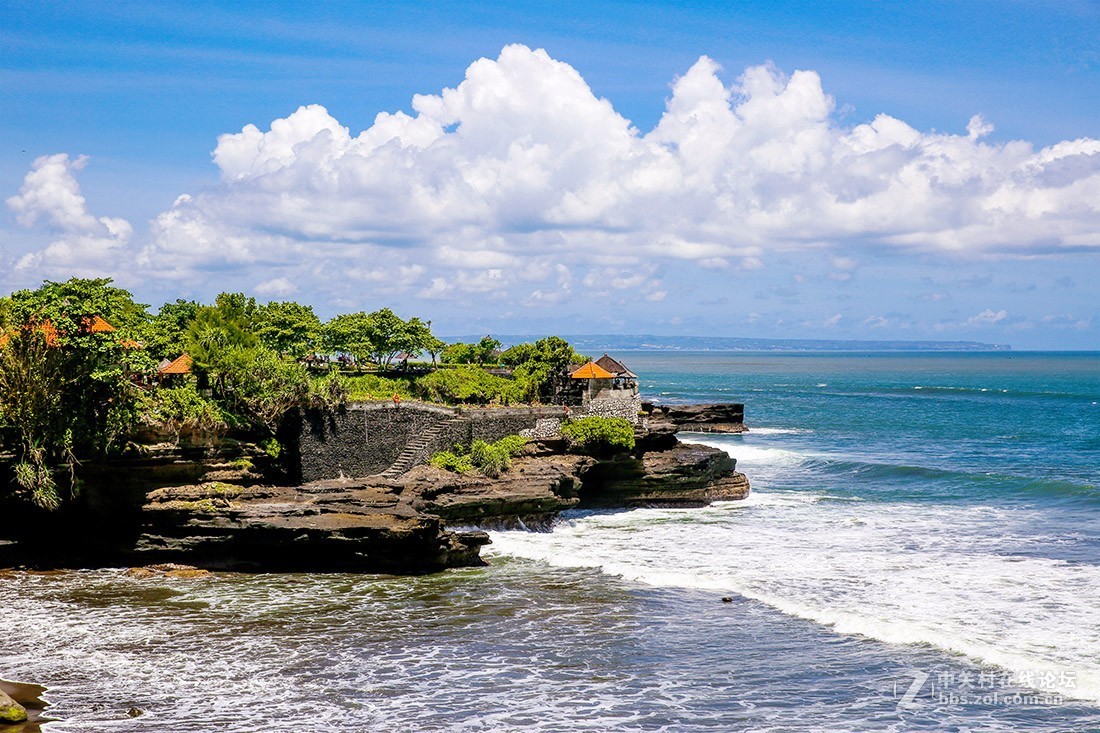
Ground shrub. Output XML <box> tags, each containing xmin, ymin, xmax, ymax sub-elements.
<box><xmin>560</xmin><ymin>416</ymin><xmax>635</xmax><ymax>454</ymax></box>
<box><xmin>429</xmin><ymin>449</ymin><xmax>474</xmax><ymax>473</ymax></box>
<box><xmin>430</xmin><ymin>435</ymin><xmax>528</xmax><ymax>477</ymax></box>
<box><xmin>415</xmin><ymin>367</ymin><xmax>519</xmax><ymax>405</ymax></box>
<box><xmin>138</xmin><ymin>383</ymin><xmax>232</xmax><ymax>434</ymax></box>
<box><xmin>261</xmin><ymin>438</ymin><xmax>282</xmax><ymax>459</ymax></box>
<box><xmin>343</xmin><ymin>373</ymin><xmax>416</xmax><ymax>402</ymax></box>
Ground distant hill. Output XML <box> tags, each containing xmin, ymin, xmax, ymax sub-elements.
<box><xmin>443</xmin><ymin>334</ymin><xmax>1011</xmax><ymax>352</ymax></box>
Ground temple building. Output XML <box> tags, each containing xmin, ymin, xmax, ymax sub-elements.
<box><xmin>156</xmin><ymin>353</ymin><xmax>194</xmax><ymax>385</ymax></box>
<box><xmin>568</xmin><ymin>353</ymin><xmax>642</xmax><ymax>423</ymax></box>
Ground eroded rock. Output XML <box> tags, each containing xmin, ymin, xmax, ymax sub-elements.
<box><xmin>0</xmin><ymin>688</ymin><xmax>27</xmax><ymax>724</ymax></box>
<box><xmin>645</xmin><ymin>402</ymin><xmax>747</xmax><ymax>434</ymax></box>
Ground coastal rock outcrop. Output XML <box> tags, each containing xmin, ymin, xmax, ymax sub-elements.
<box><xmin>645</xmin><ymin>402</ymin><xmax>747</xmax><ymax>434</ymax></box>
<box><xmin>128</xmin><ymin>437</ymin><xmax>746</xmax><ymax>570</ymax></box>
<box><xmin>137</xmin><ymin>480</ymin><xmax>490</xmax><ymax>573</ymax></box>
<box><xmin>0</xmin><ymin>680</ymin><xmax>44</xmax><ymax>730</ymax></box>
<box><xmin>406</xmin><ymin>452</ymin><xmax>594</xmax><ymax>524</ymax></box>
<box><xmin>0</xmin><ymin>689</ymin><xmax>27</xmax><ymax>724</ymax></box>
<box><xmin>578</xmin><ymin>442</ymin><xmax>750</xmax><ymax>507</ymax></box>
<box><xmin>0</xmin><ymin>413</ymin><xmax>749</xmax><ymax>574</ymax></box>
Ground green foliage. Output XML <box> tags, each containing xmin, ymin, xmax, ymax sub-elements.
<box><xmin>323</xmin><ymin>308</ymin><xmax>442</xmax><ymax>368</ymax></box>
<box><xmin>429</xmin><ymin>449</ymin><xmax>474</xmax><ymax>473</ymax></box>
<box><xmin>500</xmin><ymin>336</ymin><xmax>588</xmax><ymax>400</ymax></box>
<box><xmin>215</xmin><ymin>347</ymin><xmax>324</xmax><ymax>434</ymax></box>
<box><xmin>322</xmin><ymin>311</ymin><xmax>374</xmax><ymax>364</ymax></box>
<box><xmin>415</xmin><ymin>366</ymin><xmax>521</xmax><ymax>405</ymax></box>
<box><xmin>561</xmin><ymin>416</ymin><xmax>635</xmax><ymax>454</ymax></box>
<box><xmin>185</xmin><ymin>303</ymin><xmax>258</xmax><ymax>374</ymax></box>
<box><xmin>139</xmin><ymin>299</ymin><xmax>200</xmax><ymax>360</ymax></box>
<box><xmin>254</xmin><ymin>301</ymin><xmax>322</xmax><ymax>358</ymax></box>
<box><xmin>441</xmin><ymin>336</ymin><xmax>502</xmax><ymax>365</ymax></box>
<box><xmin>214</xmin><ymin>292</ymin><xmax>258</xmax><ymax>325</ymax></box>
<box><xmin>137</xmin><ymin>383</ymin><xmax>233</xmax><ymax>434</ymax></box>
<box><xmin>13</xmin><ymin>459</ymin><xmax>60</xmax><ymax>511</ymax></box>
<box><xmin>430</xmin><ymin>435</ymin><xmax>528</xmax><ymax>477</ymax></box>
<box><xmin>229</xmin><ymin>457</ymin><xmax>253</xmax><ymax>472</ymax></box>
<box><xmin>261</xmin><ymin>438</ymin><xmax>282</xmax><ymax>459</ymax></box>
<box><xmin>499</xmin><ymin>336</ymin><xmax>586</xmax><ymax>369</ymax></box>
<box><xmin>3</xmin><ymin>277</ymin><xmax>149</xmax><ymax>333</ymax></box>
<box><xmin>0</xmin><ymin>278</ymin><xmax>153</xmax><ymax>508</ymax></box>
<box><xmin>343</xmin><ymin>373</ymin><xmax>416</xmax><ymax>401</ymax></box>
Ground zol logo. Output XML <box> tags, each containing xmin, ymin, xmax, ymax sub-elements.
<box><xmin>894</xmin><ymin>669</ymin><xmax>931</xmax><ymax>709</ymax></box>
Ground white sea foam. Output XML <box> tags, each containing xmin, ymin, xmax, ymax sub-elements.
<box><xmin>744</xmin><ymin>426</ymin><xmax>814</xmax><ymax>435</ymax></box>
<box><xmin>680</xmin><ymin>436</ymin><xmax>810</xmax><ymax>467</ymax></box>
<box><xmin>489</xmin><ymin>497</ymin><xmax>1100</xmax><ymax>705</ymax></box>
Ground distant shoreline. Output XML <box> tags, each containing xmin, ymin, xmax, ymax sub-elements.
<box><xmin>444</xmin><ymin>334</ymin><xmax>1014</xmax><ymax>353</ymax></box>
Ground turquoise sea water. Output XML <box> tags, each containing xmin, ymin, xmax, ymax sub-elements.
<box><xmin>3</xmin><ymin>352</ymin><xmax>1099</xmax><ymax>731</ymax></box>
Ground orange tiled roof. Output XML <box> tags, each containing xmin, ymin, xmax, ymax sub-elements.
<box><xmin>84</xmin><ymin>315</ymin><xmax>116</xmax><ymax>333</ymax></box>
<box><xmin>570</xmin><ymin>361</ymin><xmax>615</xmax><ymax>379</ymax></box>
<box><xmin>158</xmin><ymin>353</ymin><xmax>193</xmax><ymax>375</ymax></box>
<box><xmin>0</xmin><ymin>321</ymin><xmax>60</xmax><ymax>348</ymax></box>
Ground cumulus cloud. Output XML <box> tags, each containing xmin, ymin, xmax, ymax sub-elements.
<box><xmin>254</xmin><ymin>277</ymin><xmax>298</xmax><ymax>296</ymax></box>
<box><xmin>965</xmin><ymin>308</ymin><xmax>1009</xmax><ymax>326</ymax></box>
<box><xmin>6</xmin><ymin>154</ymin><xmax>133</xmax><ymax>276</ymax></box>
<box><xmin>141</xmin><ymin>45</ymin><xmax>1099</xmax><ymax>295</ymax></box>
<box><xmin>9</xmin><ymin>44</ymin><xmax>1100</xmax><ymax>309</ymax></box>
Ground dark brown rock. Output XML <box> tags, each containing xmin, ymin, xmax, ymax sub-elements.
<box><xmin>406</xmin><ymin>454</ymin><xmax>594</xmax><ymax>522</ymax></box>
<box><xmin>578</xmin><ymin>442</ymin><xmax>749</xmax><ymax>507</ymax></box>
<box><xmin>136</xmin><ymin>478</ymin><xmax>488</xmax><ymax>574</ymax></box>
<box><xmin>0</xmin><ymin>419</ymin><xmax>749</xmax><ymax>574</ymax></box>
<box><xmin>644</xmin><ymin>402</ymin><xmax>747</xmax><ymax>434</ymax></box>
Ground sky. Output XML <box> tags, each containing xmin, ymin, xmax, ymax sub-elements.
<box><xmin>2</xmin><ymin>0</ymin><xmax>1098</xmax><ymax>349</ymax></box>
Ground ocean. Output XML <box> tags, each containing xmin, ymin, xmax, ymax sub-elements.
<box><xmin>3</xmin><ymin>351</ymin><xmax>1099</xmax><ymax>731</ymax></box>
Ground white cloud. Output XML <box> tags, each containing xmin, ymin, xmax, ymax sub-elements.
<box><xmin>965</xmin><ymin>308</ymin><xmax>1008</xmax><ymax>326</ymax></box>
<box><xmin>6</xmin><ymin>154</ymin><xmax>133</xmax><ymax>277</ymax></box>
<box><xmin>254</xmin><ymin>277</ymin><xmax>298</xmax><ymax>296</ymax></box>
<box><xmin>823</xmin><ymin>313</ymin><xmax>842</xmax><ymax>327</ymax></box>
<box><xmin>9</xmin><ymin>45</ymin><xmax>1100</xmax><ymax>307</ymax></box>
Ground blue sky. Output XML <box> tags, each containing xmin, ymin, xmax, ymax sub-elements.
<box><xmin>2</xmin><ymin>0</ymin><xmax>1098</xmax><ymax>348</ymax></box>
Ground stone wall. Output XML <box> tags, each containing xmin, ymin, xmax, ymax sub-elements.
<box><xmin>287</xmin><ymin>403</ymin><xmax>453</xmax><ymax>482</ymax></box>
<box><xmin>583</xmin><ymin>392</ymin><xmax>643</xmax><ymax>422</ymax></box>
<box><xmin>286</xmin><ymin>402</ymin><xmax>569</xmax><ymax>482</ymax></box>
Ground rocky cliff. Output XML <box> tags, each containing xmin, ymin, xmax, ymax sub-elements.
<box><xmin>1</xmin><ymin>416</ymin><xmax>748</xmax><ymax>574</ymax></box>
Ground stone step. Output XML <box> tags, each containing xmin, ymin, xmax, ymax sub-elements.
<box><xmin>378</xmin><ymin>416</ymin><xmax>466</xmax><ymax>478</ymax></box>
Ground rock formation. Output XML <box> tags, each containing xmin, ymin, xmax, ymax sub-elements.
<box><xmin>644</xmin><ymin>402</ymin><xmax>747</xmax><ymax>433</ymax></box>
<box><xmin>0</xmin><ymin>409</ymin><xmax>748</xmax><ymax>574</ymax></box>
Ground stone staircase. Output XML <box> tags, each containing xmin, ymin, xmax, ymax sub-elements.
<box><xmin>379</xmin><ymin>416</ymin><xmax>465</xmax><ymax>478</ymax></box>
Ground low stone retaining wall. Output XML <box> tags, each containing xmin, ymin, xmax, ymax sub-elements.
<box><xmin>287</xmin><ymin>402</ymin><xmax>571</xmax><ymax>482</ymax></box>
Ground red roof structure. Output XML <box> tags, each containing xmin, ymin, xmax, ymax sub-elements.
<box><xmin>570</xmin><ymin>361</ymin><xmax>616</xmax><ymax>380</ymax></box>
<box><xmin>83</xmin><ymin>315</ymin><xmax>116</xmax><ymax>333</ymax></box>
<box><xmin>157</xmin><ymin>354</ymin><xmax>193</xmax><ymax>375</ymax></box>
<box><xmin>0</xmin><ymin>321</ymin><xmax>60</xmax><ymax>348</ymax></box>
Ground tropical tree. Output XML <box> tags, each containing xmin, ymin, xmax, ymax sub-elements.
<box><xmin>441</xmin><ymin>336</ymin><xmax>502</xmax><ymax>366</ymax></box>
<box><xmin>500</xmin><ymin>336</ymin><xmax>588</xmax><ymax>401</ymax></box>
<box><xmin>253</xmin><ymin>301</ymin><xmax>322</xmax><ymax>358</ymax></box>
<box><xmin>0</xmin><ymin>278</ymin><xmax>154</xmax><ymax>508</ymax></box>
<box><xmin>185</xmin><ymin>304</ymin><xmax>258</xmax><ymax>381</ymax></box>
<box><xmin>323</xmin><ymin>309</ymin><xmax>443</xmax><ymax>368</ymax></box>
<box><xmin>140</xmin><ymin>299</ymin><xmax>201</xmax><ymax>360</ymax></box>
<box><xmin>323</xmin><ymin>311</ymin><xmax>374</xmax><ymax>365</ymax></box>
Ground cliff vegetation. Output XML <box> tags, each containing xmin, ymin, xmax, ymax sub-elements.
<box><xmin>0</xmin><ymin>278</ymin><xmax>594</xmax><ymax>510</ymax></box>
